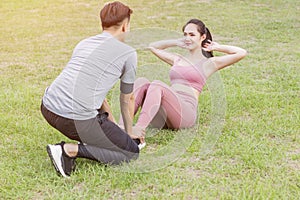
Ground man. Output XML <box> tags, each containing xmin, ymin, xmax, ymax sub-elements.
<box><xmin>41</xmin><ymin>1</ymin><xmax>144</xmax><ymax>177</ymax></box>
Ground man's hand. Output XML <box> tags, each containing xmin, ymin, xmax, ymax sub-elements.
<box><xmin>100</xmin><ymin>98</ymin><xmax>116</xmax><ymax>123</ymax></box>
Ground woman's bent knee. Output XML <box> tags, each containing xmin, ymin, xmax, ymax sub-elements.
<box><xmin>134</xmin><ymin>77</ymin><xmax>150</xmax><ymax>88</ymax></box>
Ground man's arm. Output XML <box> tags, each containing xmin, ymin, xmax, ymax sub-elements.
<box><xmin>100</xmin><ymin>98</ymin><xmax>116</xmax><ymax>122</ymax></box>
<box><xmin>120</xmin><ymin>92</ymin><xmax>134</xmax><ymax>135</ymax></box>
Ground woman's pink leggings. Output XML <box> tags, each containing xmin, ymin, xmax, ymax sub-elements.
<box><xmin>133</xmin><ymin>77</ymin><xmax>198</xmax><ymax>129</ymax></box>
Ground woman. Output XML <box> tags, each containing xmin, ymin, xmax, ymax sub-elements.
<box><xmin>130</xmin><ymin>19</ymin><xmax>247</xmax><ymax>144</ymax></box>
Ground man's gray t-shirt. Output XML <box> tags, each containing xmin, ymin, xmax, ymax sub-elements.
<box><xmin>43</xmin><ymin>32</ymin><xmax>137</xmax><ymax>120</ymax></box>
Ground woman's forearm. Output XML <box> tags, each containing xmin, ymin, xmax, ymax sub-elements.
<box><xmin>204</xmin><ymin>42</ymin><xmax>247</xmax><ymax>72</ymax></box>
<box><xmin>149</xmin><ymin>39</ymin><xmax>179</xmax><ymax>49</ymax></box>
<box><xmin>214</xmin><ymin>44</ymin><xmax>247</xmax><ymax>56</ymax></box>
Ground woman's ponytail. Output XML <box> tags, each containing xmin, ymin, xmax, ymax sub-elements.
<box><xmin>201</xmin><ymin>27</ymin><xmax>214</xmax><ymax>58</ymax></box>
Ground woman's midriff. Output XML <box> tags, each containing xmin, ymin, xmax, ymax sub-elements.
<box><xmin>171</xmin><ymin>83</ymin><xmax>199</xmax><ymax>100</ymax></box>
<box><xmin>171</xmin><ymin>83</ymin><xmax>199</xmax><ymax>128</ymax></box>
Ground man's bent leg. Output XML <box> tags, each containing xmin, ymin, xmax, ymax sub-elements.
<box><xmin>75</xmin><ymin>113</ymin><xmax>139</xmax><ymax>164</ymax></box>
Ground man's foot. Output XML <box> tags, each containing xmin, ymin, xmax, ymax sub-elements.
<box><xmin>46</xmin><ymin>142</ymin><xmax>76</xmax><ymax>177</ymax></box>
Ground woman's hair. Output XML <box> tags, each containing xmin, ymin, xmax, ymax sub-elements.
<box><xmin>182</xmin><ymin>19</ymin><xmax>213</xmax><ymax>58</ymax></box>
<box><xmin>100</xmin><ymin>1</ymin><xmax>133</xmax><ymax>29</ymax></box>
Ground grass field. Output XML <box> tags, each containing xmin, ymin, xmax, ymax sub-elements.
<box><xmin>0</xmin><ymin>0</ymin><xmax>299</xmax><ymax>199</ymax></box>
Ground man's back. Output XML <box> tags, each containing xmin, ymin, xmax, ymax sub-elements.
<box><xmin>43</xmin><ymin>32</ymin><xmax>137</xmax><ymax>120</ymax></box>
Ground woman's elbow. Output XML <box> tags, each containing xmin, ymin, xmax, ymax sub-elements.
<box><xmin>240</xmin><ymin>49</ymin><xmax>247</xmax><ymax>58</ymax></box>
<box><xmin>148</xmin><ymin>42</ymin><xmax>157</xmax><ymax>48</ymax></box>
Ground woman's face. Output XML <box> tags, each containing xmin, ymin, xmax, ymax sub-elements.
<box><xmin>183</xmin><ymin>23</ymin><xmax>204</xmax><ymax>50</ymax></box>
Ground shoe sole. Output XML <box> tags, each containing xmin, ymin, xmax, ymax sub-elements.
<box><xmin>46</xmin><ymin>145</ymin><xmax>68</xmax><ymax>177</ymax></box>
<box><xmin>138</xmin><ymin>142</ymin><xmax>146</xmax><ymax>150</ymax></box>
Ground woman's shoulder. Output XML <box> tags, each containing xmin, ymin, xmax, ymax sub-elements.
<box><xmin>170</xmin><ymin>54</ymin><xmax>184</xmax><ymax>65</ymax></box>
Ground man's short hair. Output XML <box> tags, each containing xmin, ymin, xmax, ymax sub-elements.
<box><xmin>100</xmin><ymin>1</ymin><xmax>133</xmax><ymax>29</ymax></box>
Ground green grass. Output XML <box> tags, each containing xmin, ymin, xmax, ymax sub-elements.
<box><xmin>1</xmin><ymin>0</ymin><xmax>299</xmax><ymax>199</ymax></box>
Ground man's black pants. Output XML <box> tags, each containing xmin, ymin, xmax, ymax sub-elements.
<box><xmin>41</xmin><ymin>103</ymin><xmax>139</xmax><ymax>164</ymax></box>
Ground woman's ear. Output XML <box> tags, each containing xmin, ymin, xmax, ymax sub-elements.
<box><xmin>201</xmin><ymin>34</ymin><xmax>207</xmax><ymax>41</ymax></box>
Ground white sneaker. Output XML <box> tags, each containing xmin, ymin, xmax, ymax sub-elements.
<box><xmin>138</xmin><ymin>142</ymin><xmax>146</xmax><ymax>150</ymax></box>
<box><xmin>46</xmin><ymin>144</ymin><xmax>68</xmax><ymax>177</ymax></box>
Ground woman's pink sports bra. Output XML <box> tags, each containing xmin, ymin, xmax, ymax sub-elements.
<box><xmin>169</xmin><ymin>58</ymin><xmax>208</xmax><ymax>92</ymax></box>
